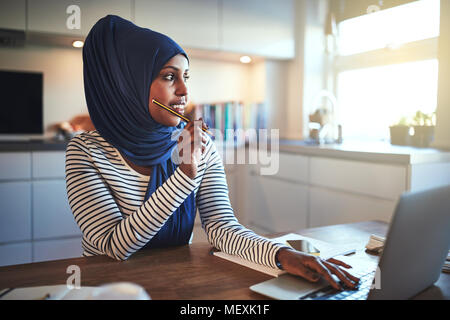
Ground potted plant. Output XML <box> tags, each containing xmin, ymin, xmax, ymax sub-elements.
<box><xmin>411</xmin><ymin>111</ymin><xmax>436</xmax><ymax>148</ymax></box>
<box><xmin>389</xmin><ymin>117</ymin><xmax>411</xmax><ymax>146</ymax></box>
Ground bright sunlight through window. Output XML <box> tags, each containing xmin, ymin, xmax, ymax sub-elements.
<box><xmin>336</xmin><ymin>0</ymin><xmax>440</xmax><ymax>141</ymax></box>
<box><xmin>337</xmin><ymin>59</ymin><xmax>438</xmax><ymax>140</ymax></box>
<box><xmin>338</xmin><ymin>0</ymin><xmax>440</xmax><ymax>56</ymax></box>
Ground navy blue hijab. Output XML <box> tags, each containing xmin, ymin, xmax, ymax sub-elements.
<box><xmin>83</xmin><ymin>15</ymin><xmax>195</xmax><ymax>248</ymax></box>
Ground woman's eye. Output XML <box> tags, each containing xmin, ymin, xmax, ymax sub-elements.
<box><xmin>162</xmin><ymin>73</ymin><xmax>189</xmax><ymax>82</ymax></box>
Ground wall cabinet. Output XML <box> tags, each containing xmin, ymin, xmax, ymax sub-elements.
<box><xmin>221</xmin><ymin>0</ymin><xmax>294</xmax><ymax>59</ymax></box>
<box><xmin>0</xmin><ymin>151</ymin><xmax>82</xmax><ymax>267</ymax></box>
<box><xmin>27</xmin><ymin>0</ymin><xmax>83</xmax><ymax>36</ymax></box>
<box><xmin>27</xmin><ymin>0</ymin><xmax>132</xmax><ymax>36</ymax></box>
<box><xmin>21</xmin><ymin>0</ymin><xmax>294</xmax><ymax>59</ymax></box>
<box><xmin>78</xmin><ymin>0</ymin><xmax>132</xmax><ymax>36</ymax></box>
<box><xmin>135</xmin><ymin>0</ymin><xmax>220</xmax><ymax>51</ymax></box>
<box><xmin>0</xmin><ymin>0</ymin><xmax>26</xmax><ymax>30</ymax></box>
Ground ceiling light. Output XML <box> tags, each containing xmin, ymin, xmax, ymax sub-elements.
<box><xmin>240</xmin><ymin>56</ymin><xmax>252</xmax><ymax>64</ymax></box>
<box><xmin>72</xmin><ymin>40</ymin><xmax>84</xmax><ymax>48</ymax></box>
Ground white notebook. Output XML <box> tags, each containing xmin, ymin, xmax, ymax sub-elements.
<box><xmin>0</xmin><ymin>282</ymin><xmax>151</xmax><ymax>300</ymax></box>
<box><xmin>0</xmin><ymin>285</ymin><xmax>97</xmax><ymax>300</ymax></box>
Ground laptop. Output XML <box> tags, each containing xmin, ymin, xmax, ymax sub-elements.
<box><xmin>250</xmin><ymin>185</ymin><xmax>450</xmax><ymax>300</ymax></box>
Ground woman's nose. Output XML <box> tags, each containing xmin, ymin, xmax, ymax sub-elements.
<box><xmin>176</xmin><ymin>78</ymin><xmax>188</xmax><ymax>97</ymax></box>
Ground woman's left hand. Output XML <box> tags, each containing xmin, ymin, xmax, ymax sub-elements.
<box><xmin>276</xmin><ymin>248</ymin><xmax>360</xmax><ymax>291</ymax></box>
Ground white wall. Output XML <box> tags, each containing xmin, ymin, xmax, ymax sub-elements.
<box><xmin>281</xmin><ymin>0</ymin><xmax>329</xmax><ymax>140</ymax></box>
<box><xmin>187</xmin><ymin>57</ymin><xmax>252</xmax><ymax>105</ymax></box>
<box><xmin>265</xmin><ymin>59</ymin><xmax>289</xmax><ymax>135</ymax></box>
<box><xmin>433</xmin><ymin>0</ymin><xmax>450</xmax><ymax>149</ymax></box>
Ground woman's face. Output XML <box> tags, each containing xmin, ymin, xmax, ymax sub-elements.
<box><xmin>149</xmin><ymin>54</ymin><xmax>190</xmax><ymax>127</ymax></box>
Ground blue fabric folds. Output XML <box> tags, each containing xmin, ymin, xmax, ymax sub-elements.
<box><xmin>83</xmin><ymin>15</ymin><xmax>195</xmax><ymax>248</ymax></box>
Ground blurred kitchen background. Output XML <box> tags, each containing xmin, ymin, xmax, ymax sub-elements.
<box><xmin>0</xmin><ymin>0</ymin><xmax>449</xmax><ymax>266</ymax></box>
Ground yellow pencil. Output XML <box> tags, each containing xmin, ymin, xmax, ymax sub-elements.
<box><xmin>152</xmin><ymin>99</ymin><xmax>213</xmax><ymax>135</ymax></box>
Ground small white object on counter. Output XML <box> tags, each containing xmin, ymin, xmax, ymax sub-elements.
<box><xmin>0</xmin><ymin>282</ymin><xmax>151</xmax><ymax>300</ymax></box>
<box><xmin>87</xmin><ymin>282</ymin><xmax>151</xmax><ymax>300</ymax></box>
<box><xmin>365</xmin><ymin>234</ymin><xmax>386</xmax><ymax>254</ymax></box>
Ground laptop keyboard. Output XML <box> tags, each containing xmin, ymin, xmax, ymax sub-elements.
<box><xmin>300</xmin><ymin>270</ymin><xmax>376</xmax><ymax>300</ymax></box>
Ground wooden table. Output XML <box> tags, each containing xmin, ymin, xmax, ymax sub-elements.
<box><xmin>0</xmin><ymin>221</ymin><xmax>448</xmax><ymax>300</ymax></box>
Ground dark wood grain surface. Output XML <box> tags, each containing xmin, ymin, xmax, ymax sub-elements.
<box><xmin>0</xmin><ymin>221</ymin><xmax>448</xmax><ymax>299</ymax></box>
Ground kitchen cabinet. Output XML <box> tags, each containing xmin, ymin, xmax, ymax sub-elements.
<box><xmin>0</xmin><ymin>242</ymin><xmax>32</xmax><ymax>267</ymax></box>
<box><xmin>137</xmin><ymin>0</ymin><xmax>295</xmax><ymax>58</ymax></box>
<box><xmin>33</xmin><ymin>237</ymin><xmax>82</xmax><ymax>262</ymax></box>
<box><xmin>0</xmin><ymin>182</ymin><xmax>32</xmax><ymax>243</ymax></box>
<box><xmin>32</xmin><ymin>180</ymin><xmax>80</xmax><ymax>239</ymax></box>
<box><xmin>79</xmin><ymin>0</ymin><xmax>132</xmax><ymax>36</ymax></box>
<box><xmin>135</xmin><ymin>0</ymin><xmax>219</xmax><ymax>50</ymax></box>
<box><xmin>221</xmin><ymin>0</ymin><xmax>295</xmax><ymax>59</ymax></box>
<box><xmin>268</xmin><ymin>152</ymin><xmax>309</xmax><ymax>183</ymax></box>
<box><xmin>244</xmin><ymin>148</ymin><xmax>450</xmax><ymax>233</ymax></box>
<box><xmin>409</xmin><ymin>162</ymin><xmax>450</xmax><ymax>191</ymax></box>
<box><xmin>0</xmin><ymin>0</ymin><xmax>26</xmax><ymax>30</ymax></box>
<box><xmin>309</xmin><ymin>186</ymin><xmax>397</xmax><ymax>228</ymax></box>
<box><xmin>246</xmin><ymin>152</ymin><xmax>309</xmax><ymax>233</ymax></box>
<box><xmin>22</xmin><ymin>0</ymin><xmax>294</xmax><ymax>59</ymax></box>
<box><xmin>27</xmin><ymin>0</ymin><xmax>83</xmax><ymax>36</ymax></box>
<box><xmin>32</xmin><ymin>151</ymin><xmax>66</xmax><ymax>178</ymax></box>
<box><xmin>27</xmin><ymin>0</ymin><xmax>132</xmax><ymax>37</ymax></box>
<box><xmin>309</xmin><ymin>157</ymin><xmax>407</xmax><ymax>201</ymax></box>
<box><xmin>307</xmin><ymin>157</ymin><xmax>407</xmax><ymax>228</ymax></box>
<box><xmin>247</xmin><ymin>173</ymin><xmax>308</xmax><ymax>233</ymax></box>
<box><xmin>0</xmin><ymin>150</ymin><xmax>82</xmax><ymax>267</ymax></box>
<box><xmin>0</xmin><ymin>152</ymin><xmax>31</xmax><ymax>180</ymax></box>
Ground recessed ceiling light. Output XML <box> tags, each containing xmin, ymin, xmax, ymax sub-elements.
<box><xmin>72</xmin><ymin>40</ymin><xmax>84</xmax><ymax>48</ymax></box>
<box><xmin>240</xmin><ymin>56</ymin><xmax>252</xmax><ymax>64</ymax></box>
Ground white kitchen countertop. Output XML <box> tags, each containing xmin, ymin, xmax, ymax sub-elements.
<box><xmin>277</xmin><ymin>139</ymin><xmax>450</xmax><ymax>165</ymax></box>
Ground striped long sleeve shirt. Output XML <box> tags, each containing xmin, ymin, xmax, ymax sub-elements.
<box><xmin>65</xmin><ymin>130</ymin><xmax>285</xmax><ymax>269</ymax></box>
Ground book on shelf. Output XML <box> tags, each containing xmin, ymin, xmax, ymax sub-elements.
<box><xmin>194</xmin><ymin>101</ymin><xmax>268</xmax><ymax>144</ymax></box>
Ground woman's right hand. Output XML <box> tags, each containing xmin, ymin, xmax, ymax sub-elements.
<box><xmin>178</xmin><ymin>118</ymin><xmax>207</xmax><ymax>179</ymax></box>
<box><xmin>276</xmin><ymin>248</ymin><xmax>360</xmax><ymax>291</ymax></box>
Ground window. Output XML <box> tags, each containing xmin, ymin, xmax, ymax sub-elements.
<box><xmin>337</xmin><ymin>59</ymin><xmax>438</xmax><ymax>140</ymax></box>
<box><xmin>338</xmin><ymin>0</ymin><xmax>440</xmax><ymax>56</ymax></box>
<box><xmin>335</xmin><ymin>0</ymin><xmax>440</xmax><ymax>140</ymax></box>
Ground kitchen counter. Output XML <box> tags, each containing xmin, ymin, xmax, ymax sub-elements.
<box><xmin>2</xmin><ymin>137</ymin><xmax>450</xmax><ymax>165</ymax></box>
<box><xmin>278</xmin><ymin>139</ymin><xmax>450</xmax><ymax>165</ymax></box>
<box><xmin>0</xmin><ymin>139</ymin><xmax>68</xmax><ymax>152</ymax></box>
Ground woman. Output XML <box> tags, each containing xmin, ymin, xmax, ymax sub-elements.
<box><xmin>65</xmin><ymin>15</ymin><xmax>359</xmax><ymax>291</ymax></box>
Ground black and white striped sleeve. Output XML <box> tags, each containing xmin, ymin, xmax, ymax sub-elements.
<box><xmin>65</xmin><ymin>135</ymin><xmax>197</xmax><ymax>261</ymax></box>
<box><xmin>197</xmin><ymin>139</ymin><xmax>286</xmax><ymax>269</ymax></box>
